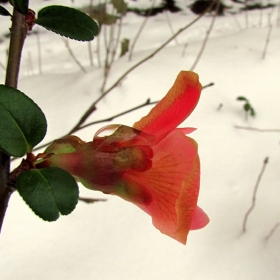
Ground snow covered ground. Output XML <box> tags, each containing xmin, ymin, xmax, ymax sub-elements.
<box><xmin>1</xmin><ymin>0</ymin><xmax>280</xmax><ymax>279</ymax></box>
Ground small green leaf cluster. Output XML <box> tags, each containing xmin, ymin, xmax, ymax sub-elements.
<box><xmin>0</xmin><ymin>1</ymin><xmax>100</xmax><ymax>223</ymax></box>
<box><xmin>0</xmin><ymin>83</ymin><xmax>79</xmax><ymax>222</ymax></box>
<box><xmin>236</xmin><ymin>96</ymin><xmax>256</xmax><ymax>120</ymax></box>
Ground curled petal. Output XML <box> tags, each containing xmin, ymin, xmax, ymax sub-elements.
<box><xmin>94</xmin><ymin>125</ymin><xmax>155</xmax><ymax>148</ymax></box>
<box><xmin>134</xmin><ymin>71</ymin><xmax>202</xmax><ymax>143</ymax></box>
<box><xmin>190</xmin><ymin>206</ymin><xmax>209</xmax><ymax>230</ymax></box>
<box><xmin>178</xmin><ymin>127</ymin><xmax>197</xmax><ymax>135</ymax></box>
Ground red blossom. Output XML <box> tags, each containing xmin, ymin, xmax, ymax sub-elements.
<box><xmin>47</xmin><ymin>71</ymin><xmax>209</xmax><ymax>244</ymax></box>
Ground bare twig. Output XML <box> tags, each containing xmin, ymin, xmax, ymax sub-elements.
<box><xmin>78</xmin><ymin>98</ymin><xmax>157</xmax><ymax>131</ymax></box>
<box><xmin>264</xmin><ymin>222</ymin><xmax>280</xmax><ymax>241</ymax></box>
<box><xmin>231</xmin><ymin>13</ymin><xmax>242</xmax><ymax>31</ymax></box>
<box><xmin>190</xmin><ymin>0</ymin><xmax>220</xmax><ymax>70</ymax></box>
<box><xmin>235</xmin><ymin>126</ymin><xmax>280</xmax><ymax>133</ymax></box>
<box><xmin>62</xmin><ymin>38</ymin><xmax>87</xmax><ymax>73</ymax></box>
<box><xmin>66</xmin><ymin>11</ymin><xmax>211</xmax><ymax>136</ymax></box>
<box><xmin>88</xmin><ymin>41</ymin><xmax>94</xmax><ymax>67</ymax></box>
<box><xmin>164</xmin><ymin>10</ymin><xmax>179</xmax><ymax>45</ymax></box>
<box><xmin>101</xmin><ymin>11</ymin><xmax>123</xmax><ymax>92</ymax></box>
<box><xmin>90</xmin><ymin>2</ymin><xmax>217</xmax><ymax>115</ymax></box>
<box><xmin>203</xmin><ymin>82</ymin><xmax>214</xmax><ymax>89</ymax></box>
<box><xmin>32</xmin><ymin>82</ymin><xmax>214</xmax><ymax>152</ymax></box>
<box><xmin>262</xmin><ymin>9</ymin><xmax>274</xmax><ymax>60</ymax></box>
<box><xmin>242</xmin><ymin>157</ymin><xmax>269</xmax><ymax>233</ymax></box>
<box><xmin>181</xmin><ymin>42</ymin><xmax>188</xmax><ymax>57</ymax></box>
<box><xmin>96</xmin><ymin>28</ymin><xmax>102</xmax><ymax>67</ymax></box>
<box><xmin>33</xmin><ymin>98</ymin><xmax>156</xmax><ymax>151</ymax></box>
<box><xmin>259</xmin><ymin>8</ymin><xmax>263</xmax><ymax>27</ymax></box>
<box><xmin>128</xmin><ymin>0</ymin><xmax>157</xmax><ymax>61</ymax></box>
<box><xmin>36</xmin><ymin>28</ymin><xmax>42</xmax><ymax>74</ymax></box>
<box><xmin>27</xmin><ymin>51</ymin><xmax>34</xmax><ymax>75</ymax></box>
<box><xmin>109</xmin><ymin>15</ymin><xmax>123</xmax><ymax>65</ymax></box>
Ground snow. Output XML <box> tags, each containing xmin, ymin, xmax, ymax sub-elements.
<box><xmin>1</xmin><ymin>0</ymin><xmax>280</xmax><ymax>279</ymax></box>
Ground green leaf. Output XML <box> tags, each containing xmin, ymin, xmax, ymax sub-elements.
<box><xmin>0</xmin><ymin>5</ymin><xmax>11</xmax><ymax>16</ymax></box>
<box><xmin>237</xmin><ymin>96</ymin><xmax>248</xmax><ymax>102</ymax></box>
<box><xmin>244</xmin><ymin>103</ymin><xmax>251</xmax><ymax>112</ymax></box>
<box><xmin>120</xmin><ymin>38</ymin><xmax>129</xmax><ymax>57</ymax></box>
<box><xmin>17</xmin><ymin>167</ymin><xmax>79</xmax><ymax>221</ymax></box>
<box><xmin>250</xmin><ymin>107</ymin><xmax>256</xmax><ymax>117</ymax></box>
<box><xmin>35</xmin><ymin>5</ymin><xmax>99</xmax><ymax>41</ymax></box>
<box><xmin>0</xmin><ymin>85</ymin><xmax>47</xmax><ymax>157</ymax></box>
<box><xmin>15</xmin><ymin>0</ymin><xmax>29</xmax><ymax>14</ymax></box>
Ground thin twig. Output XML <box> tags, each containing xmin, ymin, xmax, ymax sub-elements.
<box><xmin>262</xmin><ymin>9</ymin><xmax>274</xmax><ymax>60</ymax></box>
<box><xmin>164</xmin><ymin>10</ymin><xmax>179</xmax><ymax>45</ymax></box>
<box><xmin>78</xmin><ymin>98</ymin><xmax>157</xmax><ymax>130</ymax></box>
<box><xmin>190</xmin><ymin>0</ymin><xmax>220</xmax><ymax>70</ymax></box>
<box><xmin>32</xmin><ymin>82</ymin><xmax>214</xmax><ymax>152</ymax></box>
<box><xmin>101</xmin><ymin>11</ymin><xmax>123</xmax><ymax>92</ymax></box>
<box><xmin>235</xmin><ymin>126</ymin><xmax>280</xmax><ymax>133</ymax></box>
<box><xmin>128</xmin><ymin>0</ymin><xmax>157</xmax><ymax>61</ymax></box>
<box><xmin>96</xmin><ymin>27</ymin><xmax>102</xmax><ymax>67</ymax></box>
<box><xmin>181</xmin><ymin>42</ymin><xmax>188</xmax><ymax>57</ymax></box>
<box><xmin>259</xmin><ymin>8</ymin><xmax>263</xmax><ymax>27</ymax></box>
<box><xmin>27</xmin><ymin>51</ymin><xmax>34</xmax><ymax>75</ymax></box>
<box><xmin>71</xmin><ymin>1</ymin><xmax>218</xmax><ymax>133</ymax></box>
<box><xmin>242</xmin><ymin>157</ymin><xmax>269</xmax><ymax>233</ymax></box>
<box><xmin>231</xmin><ymin>13</ymin><xmax>242</xmax><ymax>31</ymax></box>
<box><xmin>264</xmin><ymin>222</ymin><xmax>280</xmax><ymax>241</ymax></box>
<box><xmin>110</xmin><ymin>14</ymin><xmax>123</xmax><ymax>65</ymax></box>
<box><xmin>36</xmin><ymin>28</ymin><xmax>42</xmax><ymax>74</ymax></box>
<box><xmin>88</xmin><ymin>41</ymin><xmax>94</xmax><ymax>67</ymax></box>
<box><xmin>33</xmin><ymin>98</ymin><xmax>156</xmax><ymax>151</ymax></box>
<box><xmin>62</xmin><ymin>38</ymin><xmax>87</xmax><ymax>73</ymax></box>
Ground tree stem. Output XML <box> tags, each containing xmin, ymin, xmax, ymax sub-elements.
<box><xmin>5</xmin><ymin>7</ymin><xmax>26</xmax><ymax>87</ymax></box>
<box><xmin>0</xmin><ymin>6</ymin><xmax>26</xmax><ymax>233</ymax></box>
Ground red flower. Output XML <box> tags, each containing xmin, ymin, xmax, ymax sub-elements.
<box><xmin>47</xmin><ymin>71</ymin><xmax>209</xmax><ymax>244</ymax></box>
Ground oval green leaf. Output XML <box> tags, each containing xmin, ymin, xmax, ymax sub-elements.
<box><xmin>17</xmin><ymin>167</ymin><xmax>79</xmax><ymax>221</ymax></box>
<box><xmin>35</xmin><ymin>5</ymin><xmax>99</xmax><ymax>41</ymax></box>
<box><xmin>0</xmin><ymin>5</ymin><xmax>11</xmax><ymax>16</ymax></box>
<box><xmin>0</xmin><ymin>85</ymin><xmax>47</xmax><ymax>157</ymax></box>
<box><xmin>15</xmin><ymin>0</ymin><xmax>29</xmax><ymax>14</ymax></box>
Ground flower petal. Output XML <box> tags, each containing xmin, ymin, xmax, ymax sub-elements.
<box><xmin>190</xmin><ymin>206</ymin><xmax>210</xmax><ymax>230</ymax></box>
<box><xmin>122</xmin><ymin>129</ymin><xmax>206</xmax><ymax>244</ymax></box>
<box><xmin>134</xmin><ymin>71</ymin><xmax>202</xmax><ymax>143</ymax></box>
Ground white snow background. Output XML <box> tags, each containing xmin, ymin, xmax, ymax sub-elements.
<box><xmin>1</xmin><ymin>0</ymin><xmax>280</xmax><ymax>279</ymax></box>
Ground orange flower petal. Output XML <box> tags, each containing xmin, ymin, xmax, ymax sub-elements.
<box><xmin>134</xmin><ymin>71</ymin><xmax>202</xmax><ymax>143</ymax></box>
<box><xmin>122</xmin><ymin>129</ymin><xmax>207</xmax><ymax>244</ymax></box>
<box><xmin>190</xmin><ymin>206</ymin><xmax>210</xmax><ymax>230</ymax></box>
